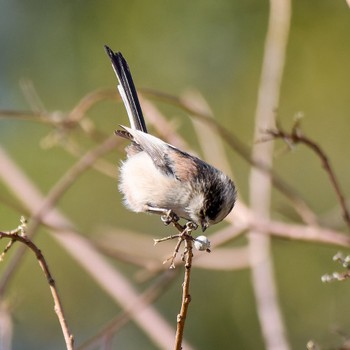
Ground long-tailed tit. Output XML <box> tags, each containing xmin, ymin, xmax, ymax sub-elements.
<box><xmin>105</xmin><ymin>46</ymin><xmax>236</xmax><ymax>231</ymax></box>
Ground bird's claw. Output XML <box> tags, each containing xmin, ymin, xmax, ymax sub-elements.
<box><xmin>161</xmin><ymin>210</ymin><xmax>180</xmax><ymax>226</ymax></box>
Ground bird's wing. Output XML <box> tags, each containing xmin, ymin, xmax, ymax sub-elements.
<box><xmin>117</xmin><ymin>126</ymin><xmax>181</xmax><ymax>177</ymax></box>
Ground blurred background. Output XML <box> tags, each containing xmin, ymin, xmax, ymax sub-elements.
<box><xmin>1</xmin><ymin>1</ymin><xmax>350</xmax><ymax>349</ymax></box>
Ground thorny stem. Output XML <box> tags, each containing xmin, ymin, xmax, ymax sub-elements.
<box><xmin>0</xmin><ymin>221</ymin><xmax>74</xmax><ymax>350</ymax></box>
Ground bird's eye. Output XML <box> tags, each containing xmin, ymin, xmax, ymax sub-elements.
<box><xmin>206</xmin><ymin>205</ymin><xmax>219</xmax><ymax>221</ymax></box>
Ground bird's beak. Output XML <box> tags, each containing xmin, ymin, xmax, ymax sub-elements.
<box><xmin>201</xmin><ymin>219</ymin><xmax>209</xmax><ymax>232</ymax></box>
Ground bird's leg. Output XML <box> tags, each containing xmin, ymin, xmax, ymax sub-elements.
<box><xmin>185</xmin><ymin>221</ymin><xmax>198</xmax><ymax>232</ymax></box>
<box><xmin>147</xmin><ymin>206</ymin><xmax>198</xmax><ymax>269</ymax></box>
<box><xmin>161</xmin><ymin>210</ymin><xmax>180</xmax><ymax>226</ymax></box>
<box><xmin>145</xmin><ymin>206</ymin><xmax>180</xmax><ymax>226</ymax></box>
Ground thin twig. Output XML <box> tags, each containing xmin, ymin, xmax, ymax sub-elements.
<box><xmin>163</xmin><ymin>236</ymin><xmax>185</xmax><ymax>269</ymax></box>
<box><xmin>173</xmin><ymin>226</ymin><xmax>194</xmax><ymax>350</ymax></box>
<box><xmin>153</xmin><ymin>214</ymin><xmax>198</xmax><ymax>349</ymax></box>
<box><xmin>0</xmin><ymin>223</ymin><xmax>74</xmax><ymax>350</ymax></box>
<box><xmin>267</xmin><ymin>125</ymin><xmax>350</xmax><ymax>229</ymax></box>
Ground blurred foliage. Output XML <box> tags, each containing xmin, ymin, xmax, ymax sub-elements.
<box><xmin>1</xmin><ymin>1</ymin><xmax>350</xmax><ymax>349</ymax></box>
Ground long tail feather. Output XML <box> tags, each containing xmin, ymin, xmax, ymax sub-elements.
<box><xmin>105</xmin><ymin>45</ymin><xmax>148</xmax><ymax>133</ymax></box>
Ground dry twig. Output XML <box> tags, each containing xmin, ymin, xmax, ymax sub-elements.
<box><xmin>173</xmin><ymin>232</ymin><xmax>194</xmax><ymax>350</ymax></box>
<box><xmin>267</xmin><ymin>123</ymin><xmax>350</xmax><ymax>229</ymax></box>
<box><xmin>153</xmin><ymin>213</ymin><xmax>200</xmax><ymax>349</ymax></box>
<box><xmin>0</xmin><ymin>217</ymin><xmax>74</xmax><ymax>350</ymax></box>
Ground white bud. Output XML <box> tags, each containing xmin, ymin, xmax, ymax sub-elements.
<box><xmin>332</xmin><ymin>272</ymin><xmax>341</xmax><ymax>280</ymax></box>
<box><xmin>194</xmin><ymin>235</ymin><xmax>211</xmax><ymax>251</ymax></box>
<box><xmin>333</xmin><ymin>252</ymin><xmax>343</xmax><ymax>261</ymax></box>
<box><xmin>321</xmin><ymin>274</ymin><xmax>332</xmax><ymax>283</ymax></box>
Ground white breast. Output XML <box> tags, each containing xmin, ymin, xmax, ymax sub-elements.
<box><xmin>119</xmin><ymin>152</ymin><xmax>192</xmax><ymax>220</ymax></box>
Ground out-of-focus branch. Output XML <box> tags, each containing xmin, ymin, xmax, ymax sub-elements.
<box><xmin>267</xmin><ymin>124</ymin><xmax>350</xmax><ymax>229</ymax></box>
<box><xmin>0</xmin><ymin>302</ymin><xmax>12</xmax><ymax>350</ymax></box>
<box><xmin>183</xmin><ymin>89</ymin><xmax>234</xmax><ymax>177</ymax></box>
<box><xmin>0</xmin><ymin>135</ymin><xmax>119</xmax><ymax>295</ymax></box>
<box><xmin>0</xmin><ymin>88</ymin><xmax>119</xmax><ymax>143</ymax></box>
<box><xmin>77</xmin><ymin>269</ymin><xmax>177</xmax><ymax>350</ymax></box>
<box><xmin>248</xmin><ymin>1</ymin><xmax>291</xmax><ymax>350</ymax></box>
<box><xmin>0</xmin><ymin>110</ymin><xmax>51</xmax><ymax>123</ymax></box>
<box><xmin>69</xmin><ymin>88</ymin><xmax>118</xmax><ymax>123</ymax></box>
<box><xmin>139</xmin><ymin>95</ymin><xmax>191</xmax><ymax>152</ymax></box>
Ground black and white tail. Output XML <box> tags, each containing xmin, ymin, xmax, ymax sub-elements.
<box><xmin>105</xmin><ymin>45</ymin><xmax>148</xmax><ymax>133</ymax></box>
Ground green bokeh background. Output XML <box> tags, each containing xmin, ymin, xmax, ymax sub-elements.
<box><xmin>1</xmin><ymin>1</ymin><xmax>350</xmax><ymax>349</ymax></box>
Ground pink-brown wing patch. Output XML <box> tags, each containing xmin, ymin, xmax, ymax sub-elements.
<box><xmin>170</xmin><ymin>151</ymin><xmax>198</xmax><ymax>181</ymax></box>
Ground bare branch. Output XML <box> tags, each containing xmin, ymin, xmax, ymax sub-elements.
<box><xmin>248</xmin><ymin>0</ymin><xmax>291</xmax><ymax>349</ymax></box>
<box><xmin>77</xmin><ymin>269</ymin><xmax>177</xmax><ymax>350</ymax></box>
<box><xmin>267</xmin><ymin>124</ymin><xmax>350</xmax><ymax>229</ymax></box>
<box><xmin>173</xmin><ymin>225</ymin><xmax>195</xmax><ymax>350</ymax></box>
<box><xmin>152</xmin><ymin>213</ymin><xmax>200</xmax><ymax>349</ymax></box>
<box><xmin>0</xmin><ymin>219</ymin><xmax>74</xmax><ymax>350</ymax></box>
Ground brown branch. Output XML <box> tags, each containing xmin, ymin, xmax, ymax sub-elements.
<box><xmin>153</xmin><ymin>214</ymin><xmax>198</xmax><ymax>349</ymax></box>
<box><xmin>267</xmin><ymin>124</ymin><xmax>350</xmax><ymax>229</ymax></box>
<box><xmin>173</xmin><ymin>226</ymin><xmax>194</xmax><ymax>350</ymax></box>
<box><xmin>0</xmin><ymin>220</ymin><xmax>74</xmax><ymax>350</ymax></box>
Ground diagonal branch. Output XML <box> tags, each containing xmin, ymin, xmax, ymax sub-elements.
<box><xmin>267</xmin><ymin>125</ymin><xmax>350</xmax><ymax>229</ymax></box>
<box><xmin>0</xmin><ymin>135</ymin><xmax>119</xmax><ymax>295</ymax></box>
<box><xmin>0</xmin><ymin>221</ymin><xmax>74</xmax><ymax>350</ymax></box>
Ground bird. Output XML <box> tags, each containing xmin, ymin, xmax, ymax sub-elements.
<box><xmin>105</xmin><ymin>45</ymin><xmax>236</xmax><ymax>232</ymax></box>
